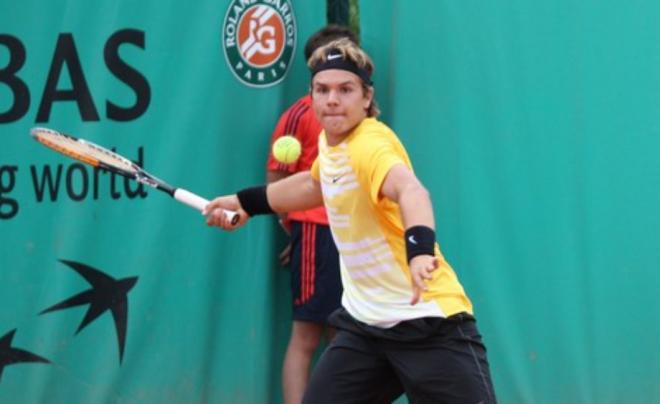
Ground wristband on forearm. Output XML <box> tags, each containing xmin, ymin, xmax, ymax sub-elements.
<box><xmin>236</xmin><ymin>185</ymin><xmax>275</xmax><ymax>216</ymax></box>
<box><xmin>405</xmin><ymin>225</ymin><xmax>436</xmax><ymax>263</ymax></box>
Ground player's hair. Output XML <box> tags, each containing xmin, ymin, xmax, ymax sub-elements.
<box><xmin>304</xmin><ymin>25</ymin><xmax>359</xmax><ymax>61</ymax></box>
<box><xmin>308</xmin><ymin>38</ymin><xmax>380</xmax><ymax>118</ymax></box>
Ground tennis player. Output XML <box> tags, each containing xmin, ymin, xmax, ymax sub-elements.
<box><xmin>206</xmin><ymin>38</ymin><xmax>497</xmax><ymax>403</ymax></box>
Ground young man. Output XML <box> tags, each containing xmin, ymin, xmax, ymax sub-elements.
<box><xmin>206</xmin><ymin>39</ymin><xmax>497</xmax><ymax>403</ymax></box>
<box><xmin>265</xmin><ymin>26</ymin><xmax>358</xmax><ymax>404</ymax></box>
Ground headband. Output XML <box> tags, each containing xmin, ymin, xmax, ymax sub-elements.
<box><xmin>310</xmin><ymin>48</ymin><xmax>373</xmax><ymax>86</ymax></box>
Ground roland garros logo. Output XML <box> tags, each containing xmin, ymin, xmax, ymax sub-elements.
<box><xmin>222</xmin><ymin>0</ymin><xmax>296</xmax><ymax>87</ymax></box>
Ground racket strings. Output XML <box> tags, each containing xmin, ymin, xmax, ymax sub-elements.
<box><xmin>35</xmin><ymin>134</ymin><xmax>100</xmax><ymax>167</ymax></box>
<box><xmin>32</xmin><ymin>129</ymin><xmax>137</xmax><ymax>174</ymax></box>
<box><xmin>82</xmin><ymin>140</ymin><xmax>136</xmax><ymax>173</ymax></box>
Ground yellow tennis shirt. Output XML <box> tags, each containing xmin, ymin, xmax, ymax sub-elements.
<box><xmin>311</xmin><ymin>118</ymin><xmax>473</xmax><ymax>327</ymax></box>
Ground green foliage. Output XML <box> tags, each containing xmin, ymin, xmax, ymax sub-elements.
<box><xmin>327</xmin><ymin>0</ymin><xmax>360</xmax><ymax>40</ymax></box>
<box><xmin>349</xmin><ymin>0</ymin><xmax>360</xmax><ymax>41</ymax></box>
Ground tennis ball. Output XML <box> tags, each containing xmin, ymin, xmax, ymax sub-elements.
<box><xmin>272</xmin><ymin>135</ymin><xmax>301</xmax><ymax>164</ymax></box>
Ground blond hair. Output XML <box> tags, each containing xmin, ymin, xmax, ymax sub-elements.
<box><xmin>308</xmin><ymin>38</ymin><xmax>380</xmax><ymax>118</ymax></box>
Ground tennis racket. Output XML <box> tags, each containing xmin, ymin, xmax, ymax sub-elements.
<box><xmin>30</xmin><ymin>127</ymin><xmax>239</xmax><ymax>224</ymax></box>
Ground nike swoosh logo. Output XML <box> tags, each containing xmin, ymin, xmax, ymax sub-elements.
<box><xmin>408</xmin><ymin>235</ymin><xmax>417</xmax><ymax>245</ymax></box>
<box><xmin>332</xmin><ymin>176</ymin><xmax>342</xmax><ymax>183</ymax></box>
<box><xmin>327</xmin><ymin>53</ymin><xmax>342</xmax><ymax>60</ymax></box>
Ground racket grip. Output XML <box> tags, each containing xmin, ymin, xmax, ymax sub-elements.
<box><xmin>174</xmin><ymin>189</ymin><xmax>239</xmax><ymax>224</ymax></box>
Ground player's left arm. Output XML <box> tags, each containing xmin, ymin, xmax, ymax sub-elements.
<box><xmin>380</xmin><ymin>164</ymin><xmax>435</xmax><ymax>228</ymax></box>
<box><xmin>380</xmin><ymin>164</ymin><xmax>439</xmax><ymax>305</ymax></box>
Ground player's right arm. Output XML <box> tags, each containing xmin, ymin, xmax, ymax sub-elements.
<box><xmin>205</xmin><ymin>171</ymin><xmax>322</xmax><ymax>230</ymax></box>
<box><xmin>267</xmin><ymin>171</ymin><xmax>322</xmax><ymax>212</ymax></box>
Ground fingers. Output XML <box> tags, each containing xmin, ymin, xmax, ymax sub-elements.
<box><xmin>419</xmin><ymin>265</ymin><xmax>433</xmax><ymax>280</ymax></box>
<box><xmin>409</xmin><ymin>268</ymin><xmax>427</xmax><ymax>306</ymax></box>
<box><xmin>203</xmin><ymin>195</ymin><xmax>248</xmax><ymax>230</ymax></box>
<box><xmin>418</xmin><ymin>258</ymin><xmax>438</xmax><ymax>279</ymax></box>
<box><xmin>205</xmin><ymin>207</ymin><xmax>231</xmax><ymax>228</ymax></box>
<box><xmin>203</xmin><ymin>195</ymin><xmax>241</xmax><ymax>216</ymax></box>
<box><xmin>414</xmin><ymin>269</ymin><xmax>429</xmax><ymax>291</ymax></box>
<box><xmin>411</xmin><ymin>284</ymin><xmax>421</xmax><ymax>305</ymax></box>
<box><xmin>409</xmin><ymin>256</ymin><xmax>439</xmax><ymax>305</ymax></box>
<box><xmin>205</xmin><ymin>207</ymin><xmax>248</xmax><ymax>230</ymax></box>
<box><xmin>202</xmin><ymin>197</ymin><xmax>227</xmax><ymax>216</ymax></box>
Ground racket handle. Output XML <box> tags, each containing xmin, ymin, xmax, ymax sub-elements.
<box><xmin>174</xmin><ymin>189</ymin><xmax>240</xmax><ymax>224</ymax></box>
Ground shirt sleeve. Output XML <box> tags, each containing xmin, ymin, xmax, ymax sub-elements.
<box><xmin>364</xmin><ymin>137</ymin><xmax>406</xmax><ymax>205</ymax></box>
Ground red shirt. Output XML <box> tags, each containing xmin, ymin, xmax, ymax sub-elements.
<box><xmin>267</xmin><ymin>95</ymin><xmax>328</xmax><ymax>225</ymax></box>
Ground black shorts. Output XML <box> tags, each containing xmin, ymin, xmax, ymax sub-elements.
<box><xmin>289</xmin><ymin>221</ymin><xmax>342</xmax><ymax>324</ymax></box>
<box><xmin>303</xmin><ymin>308</ymin><xmax>497</xmax><ymax>404</ymax></box>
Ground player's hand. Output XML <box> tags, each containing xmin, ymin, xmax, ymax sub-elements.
<box><xmin>204</xmin><ymin>195</ymin><xmax>248</xmax><ymax>230</ymax></box>
<box><xmin>409</xmin><ymin>255</ymin><xmax>438</xmax><ymax>305</ymax></box>
<box><xmin>278</xmin><ymin>243</ymin><xmax>292</xmax><ymax>266</ymax></box>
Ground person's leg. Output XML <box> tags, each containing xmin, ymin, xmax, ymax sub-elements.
<box><xmin>284</xmin><ymin>221</ymin><xmax>319</xmax><ymax>404</ymax></box>
<box><xmin>283</xmin><ymin>221</ymin><xmax>346</xmax><ymax>403</ymax></box>
<box><xmin>303</xmin><ymin>329</ymin><xmax>404</xmax><ymax>404</ymax></box>
<box><xmin>282</xmin><ymin>320</ymin><xmax>325</xmax><ymax>404</ymax></box>
<box><xmin>384</xmin><ymin>316</ymin><xmax>497</xmax><ymax>404</ymax></box>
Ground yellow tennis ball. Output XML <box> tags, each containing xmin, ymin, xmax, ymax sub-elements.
<box><xmin>272</xmin><ymin>135</ymin><xmax>301</xmax><ymax>164</ymax></box>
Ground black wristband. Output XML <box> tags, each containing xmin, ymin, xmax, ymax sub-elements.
<box><xmin>405</xmin><ymin>226</ymin><xmax>436</xmax><ymax>263</ymax></box>
<box><xmin>236</xmin><ymin>185</ymin><xmax>275</xmax><ymax>217</ymax></box>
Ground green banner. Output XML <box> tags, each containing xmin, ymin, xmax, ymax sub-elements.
<box><xmin>362</xmin><ymin>1</ymin><xmax>660</xmax><ymax>403</ymax></box>
<box><xmin>4</xmin><ymin>0</ymin><xmax>660</xmax><ymax>403</ymax></box>
<box><xmin>1</xmin><ymin>0</ymin><xmax>324</xmax><ymax>402</ymax></box>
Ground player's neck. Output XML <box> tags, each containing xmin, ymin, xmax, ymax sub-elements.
<box><xmin>326</xmin><ymin>120</ymin><xmax>365</xmax><ymax>146</ymax></box>
<box><xmin>326</xmin><ymin>131</ymin><xmax>348</xmax><ymax>146</ymax></box>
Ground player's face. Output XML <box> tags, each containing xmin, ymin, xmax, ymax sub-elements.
<box><xmin>311</xmin><ymin>69</ymin><xmax>373</xmax><ymax>144</ymax></box>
